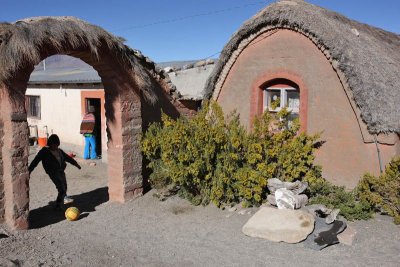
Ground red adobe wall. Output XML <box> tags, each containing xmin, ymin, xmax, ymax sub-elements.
<box><xmin>0</xmin><ymin>75</ymin><xmax>32</xmax><ymax>229</ymax></box>
<box><xmin>216</xmin><ymin>29</ymin><xmax>400</xmax><ymax>188</ymax></box>
<box><xmin>0</xmin><ymin>114</ymin><xmax>5</xmax><ymax>223</ymax></box>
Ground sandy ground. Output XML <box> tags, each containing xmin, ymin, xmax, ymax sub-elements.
<box><xmin>1</xmin><ymin>147</ymin><xmax>400</xmax><ymax>267</ymax></box>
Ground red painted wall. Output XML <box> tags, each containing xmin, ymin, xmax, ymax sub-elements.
<box><xmin>216</xmin><ymin>29</ymin><xmax>399</xmax><ymax>188</ymax></box>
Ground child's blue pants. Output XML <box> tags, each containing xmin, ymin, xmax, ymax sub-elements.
<box><xmin>84</xmin><ymin>136</ymin><xmax>97</xmax><ymax>159</ymax></box>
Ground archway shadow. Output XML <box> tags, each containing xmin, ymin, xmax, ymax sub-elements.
<box><xmin>29</xmin><ymin>187</ymin><xmax>109</xmax><ymax>229</ymax></box>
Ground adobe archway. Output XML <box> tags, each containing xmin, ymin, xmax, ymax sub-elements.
<box><xmin>0</xmin><ymin>17</ymin><xmax>165</xmax><ymax>229</ymax></box>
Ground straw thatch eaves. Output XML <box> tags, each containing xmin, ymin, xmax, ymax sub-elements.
<box><xmin>204</xmin><ymin>0</ymin><xmax>400</xmax><ymax>134</ymax></box>
<box><xmin>0</xmin><ymin>16</ymin><xmax>175</xmax><ymax>103</ymax></box>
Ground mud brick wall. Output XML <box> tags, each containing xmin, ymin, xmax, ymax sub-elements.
<box><xmin>174</xmin><ymin>99</ymin><xmax>200</xmax><ymax>119</ymax></box>
<box><xmin>105</xmin><ymin>91</ymin><xmax>143</xmax><ymax>202</ymax></box>
<box><xmin>0</xmin><ymin>120</ymin><xmax>4</xmax><ymax>223</ymax></box>
<box><xmin>4</xmin><ymin>119</ymin><xmax>30</xmax><ymax>229</ymax></box>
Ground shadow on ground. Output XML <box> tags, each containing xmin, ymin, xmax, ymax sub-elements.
<box><xmin>29</xmin><ymin>187</ymin><xmax>109</xmax><ymax>229</ymax></box>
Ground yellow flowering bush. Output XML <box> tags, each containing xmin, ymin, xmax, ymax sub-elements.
<box><xmin>141</xmin><ymin>100</ymin><xmax>396</xmax><ymax>223</ymax></box>
<box><xmin>141</xmin><ymin>100</ymin><xmax>322</xmax><ymax>207</ymax></box>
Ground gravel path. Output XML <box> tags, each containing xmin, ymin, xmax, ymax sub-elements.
<box><xmin>1</xmin><ymin>150</ymin><xmax>399</xmax><ymax>266</ymax></box>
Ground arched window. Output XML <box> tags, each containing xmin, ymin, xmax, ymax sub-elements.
<box><xmin>263</xmin><ymin>79</ymin><xmax>300</xmax><ymax>126</ymax></box>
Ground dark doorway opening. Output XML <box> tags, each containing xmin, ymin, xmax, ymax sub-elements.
<box><xmin>86</xmin><ymin>98</ymin><xmax>102</xmax><ymax>157</ymax></box>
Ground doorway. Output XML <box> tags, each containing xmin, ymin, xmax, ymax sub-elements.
<box><xmin>86</xmin><ymin>98</ymin><xmax>102</xmax><ymax>158</ymax></box>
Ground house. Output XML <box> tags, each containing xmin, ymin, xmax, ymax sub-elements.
<box><xmin>204</xmin><ymin>0</ymin><xmax>400</xmax><ymax>188</ymax></box>
<box><xmin>26</xmin><ymin>56</ymin><xmax>107</xmax><ymax>160</ymax></box>
<box><xmin>25</xmin><ymin>56</ymin><xmax>209</xmax><ymax>161</ymax></box>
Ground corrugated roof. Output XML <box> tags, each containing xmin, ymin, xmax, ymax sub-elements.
<box><xmin>28</xmin><ymin>67</ymin><xmax>101</xmax><ymax>84</ymax></box>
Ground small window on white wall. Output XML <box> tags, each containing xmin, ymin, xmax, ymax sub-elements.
<box><xmin>26</xmin><ymin>95</ymin><xmax>41</xmax><ymax>119</ymax></box>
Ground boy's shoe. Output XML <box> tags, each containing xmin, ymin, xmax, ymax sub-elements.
<box><xmin>64</xmin><ymin>196</ymin><xmax>74</xmax><ymax>204</ymax></box>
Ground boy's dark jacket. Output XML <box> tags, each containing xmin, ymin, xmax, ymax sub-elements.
<box><xmin>29</xmin><ymin>147</ymin><xmax>79</xmax><ymax>175</ymax></box>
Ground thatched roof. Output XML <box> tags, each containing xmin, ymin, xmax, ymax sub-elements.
<box><xmin>0</xmin><ymin>16</ymin><xmax>167</xmax><ymax>103</ymax></box>
<box><xmin>204</xmin><ymin>0</ymin><xmax>400</xmax><ymax>134</ymax></box>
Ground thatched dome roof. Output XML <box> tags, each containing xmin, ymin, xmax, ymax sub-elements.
<box><xmin>0</xmin><ymin>16</ymin><xmax>166</xmax><ymax>103</ymax></box>
<box><xmin>204</xmin><ymin>0</ymin><xmax>400</xmax><ymax>134</ymax></box>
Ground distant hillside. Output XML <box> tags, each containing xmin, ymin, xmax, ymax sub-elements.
<box><xmin>34</xmin><ymin>55</ymin><xmax>217</xmax><ymax>71</ymax></box>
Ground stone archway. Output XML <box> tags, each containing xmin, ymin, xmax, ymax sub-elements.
<box><xmin>0</xmin><ymin>17</ymin><xmax>166</xmax><ymax>229</ymax></box>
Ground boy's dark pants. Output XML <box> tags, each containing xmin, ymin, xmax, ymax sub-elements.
<box><xmin>48</xmin><ymin>170</ymin><xmax>67</xmax><ymax>205</ymax></box>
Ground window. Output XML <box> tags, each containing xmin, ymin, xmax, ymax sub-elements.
<box><xmin>263</xmin><ymin>86</ymin><xmax>300</xmax><ymax>127</ymax></box>
<box><xmin>26</xmin><ymin>95</ymin><xmax>41</xmax><ymax>119</ymax></box>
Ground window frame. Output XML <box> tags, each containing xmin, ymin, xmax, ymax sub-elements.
<box><xmin>263</xmin><ymin>86</ymin><xmax>299</xmax><ymax>114</ymax></box>
<box><xmin>26</xmin><ymin>95</ymin><xmax>41</xmax><ymax>119</ymax></box>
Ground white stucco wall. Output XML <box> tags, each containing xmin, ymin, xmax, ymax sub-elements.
<box><xmin>26</xmin><ymin>86</ymin><xmax>105</xmax><ymax>157</ymax></box>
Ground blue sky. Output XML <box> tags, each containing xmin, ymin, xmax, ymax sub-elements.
<box><xmin>1</xmin><ymin>0</ymin><xmax>399</xmax><ymax>62</ymax></box>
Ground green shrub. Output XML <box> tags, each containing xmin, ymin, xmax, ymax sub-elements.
<box><xmin>142</xmin><ymin>100</ymin><xmax>390</xmax><ymax>222</ymax></box>
<box><xmin>143</xmin><ymin>99</ymin><xmax>395</xmax><ymax>223</ymax></box>
<box><xmin>307</xmin><ymin>179</ymin><xmax>373</xmax><ymax>221</ymax></box>
<box><xmin>358</xmin><ymin>157</ymin><xmax>400</xmax><ymax>224</ymax></box>
<box><xmin>141</xmin><ymin>101</ymin><xmax>240</xmax><ymax>206</ymax></box>
<box><xmin>231</xmin><ymin>107</ymin><xmax>322</xmax><ymax>207</ymax></box>
<box><xmin>141</xmin><ymin>100</ymin><xmax>322</xmax><ymax>207</ymax></box>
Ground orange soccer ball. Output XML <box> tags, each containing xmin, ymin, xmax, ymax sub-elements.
<box><xmin>65</xmin><ymin>207</ymin><xmax>80</xmax><ymax>221</ymax></box>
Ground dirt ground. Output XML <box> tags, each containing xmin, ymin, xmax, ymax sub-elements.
<box><xmin>1</xmin><ymin>147</ymin><xmax>400</xmax><ymax>267</ymax></box>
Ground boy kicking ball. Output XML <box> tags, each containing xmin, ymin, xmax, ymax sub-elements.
<box><xmin>29</xmin><ymin>134</ymin><xmax>81</xmax><ymax>210</ymax></box>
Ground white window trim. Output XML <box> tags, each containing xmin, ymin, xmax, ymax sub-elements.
<box><xmin>263</xmin><ymin>87</ymin><xmax>299</xmax><ymax>113</ymax></box>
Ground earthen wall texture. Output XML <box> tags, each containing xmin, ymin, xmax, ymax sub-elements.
<box><xmin>0</xmin><ymin>120</ymin><xmax>4</xmax><ymax>223</ymax></box>
<box><xmin>91</xmin><ymin>48</ymin><xmax>144</xmax><ymax>203</ymax></box>
<box><xmin>216</xmin><ymin>29</ymin><xmax>399</xmax><ymax>188</ymax></box>
<box><xmin>0</xmin><ymin>75</ymin><xmax>31</xmax><ymax>229</ymax></box>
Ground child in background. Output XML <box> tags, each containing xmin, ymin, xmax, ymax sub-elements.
<box><xmin>29</xmin><ymin>134</ymin><xmax>81</xmax><ymax>210</ymax></box>
<box><xmin>80</xmin><ymin>106</ymin><xmax>98</xmax><ymax>160</ymax></box>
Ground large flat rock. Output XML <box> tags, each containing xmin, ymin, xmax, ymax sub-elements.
<box><xmin>242</xmin><ymin>207</ymin><xmax>315</xmax><ymax>243</ymax></box>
